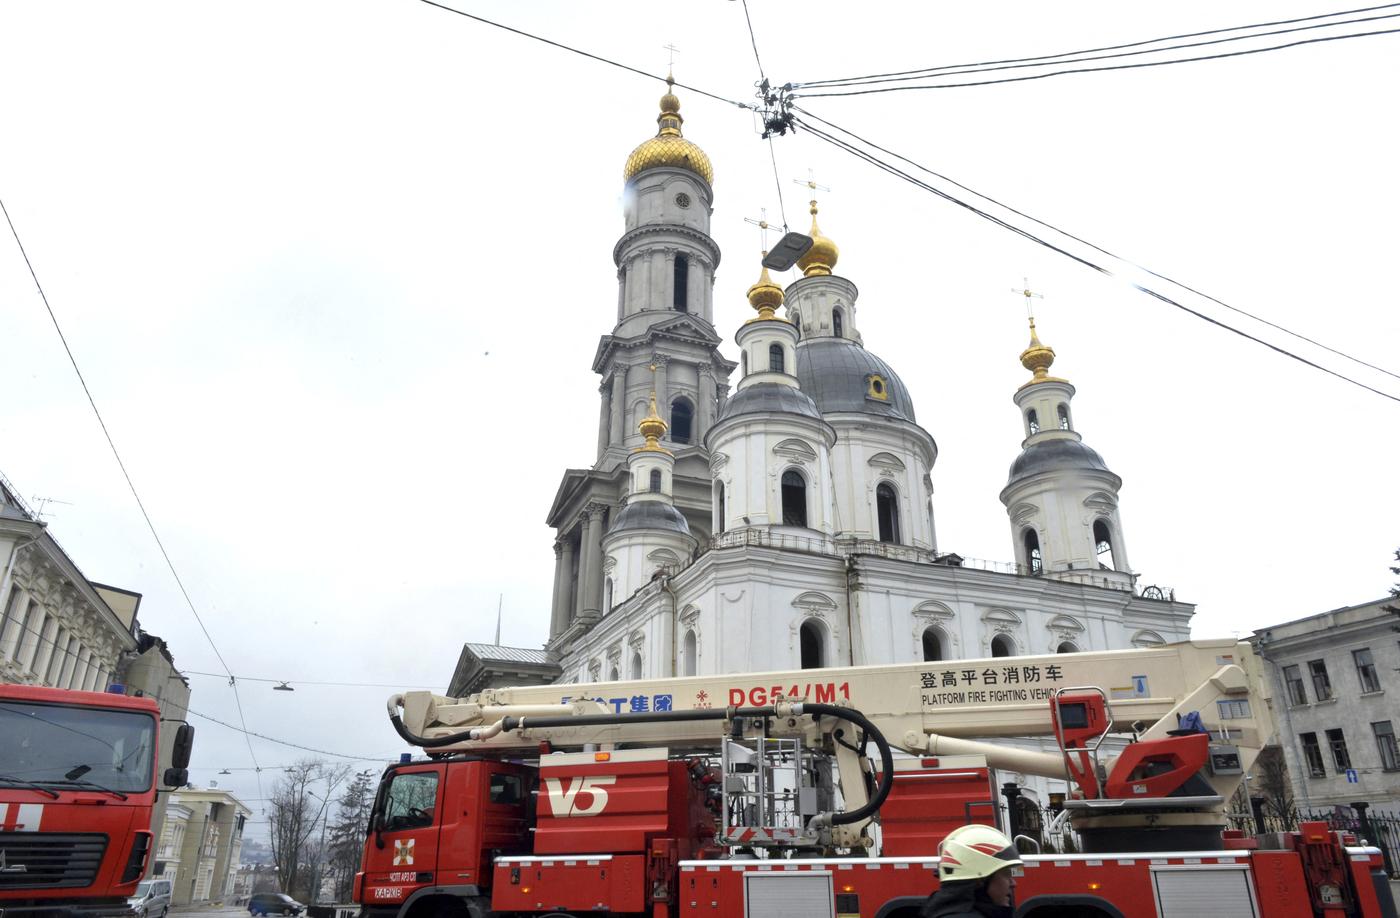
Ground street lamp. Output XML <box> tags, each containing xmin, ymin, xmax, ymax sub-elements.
<box><xmin>761</xmin><ymin>232</ymin><xmax>813</xmax><ymax>271</ymax></box>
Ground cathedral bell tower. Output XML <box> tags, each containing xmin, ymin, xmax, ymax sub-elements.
<box><xmin>999</xmin><ymin>317</ymin><xmax>1133</xmax><ymax>589</ymax></box>
<box><xmin>546</xmin><ymin>76</ymin><xmax>735</xmax><ymax>651</ymax></box>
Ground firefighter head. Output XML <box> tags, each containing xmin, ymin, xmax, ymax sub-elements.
<box><xmin>937</xmin><ymin>825</ymin><xmax>1022</xmax><ymax>906</ymax></box>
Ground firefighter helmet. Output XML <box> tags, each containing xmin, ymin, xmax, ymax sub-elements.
<box><xmin>937</xmin><ymin>825</ymin><xmax>1022</xmax><ymax>882</ymax></box>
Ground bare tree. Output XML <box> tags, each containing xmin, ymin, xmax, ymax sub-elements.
<box><xmin>1255</xmin><ymin>745</ymin><xmax>1295</xmax><ymax>817</ymax></box>
<box><xmin>268</xmin><ymin>760</ymin><xmax>350</xmax><ymax>900</ymax></box>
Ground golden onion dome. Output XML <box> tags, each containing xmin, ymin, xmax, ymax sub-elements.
<box><xmin>745</xmin><ymin>259</ymin><xmax>786</xmax><ymax>321</ymax></box>
<box><xmin>1019</xmin><ymin>317</ymin><xmax>1061</xmax><ymax>382</ymax></box>
<box><xmin>623</xmin><ymin>75</ymin><xmax>714</xmax><ymax>186</ymax></box>
<box><xmin>796</xmin><ymin>200</ymin><xmax>839</xmax><ymax>277</ymax></box>
<box><xmin>635</xmin><ymin>393</ymin><xmax>671</xmax><ymax>453</ymax></box>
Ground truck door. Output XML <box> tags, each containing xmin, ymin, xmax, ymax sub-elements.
<box><xmin>435</xmin><ymin>762</ymin><xmax>531</xmax><ymax>888</ymax></box>
<box><xmin>362</xmin><ymin>764</ymin><xmax>444</xmax><ymax>908</ymax></box>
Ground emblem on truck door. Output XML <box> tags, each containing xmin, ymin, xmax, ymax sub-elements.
<box><xmin>542</xmin><ymin>775</ymin><xmax>616</xmax><ymax>816</ymax></box>
<box><xmin>393</xmin><ymin>839</ymin><xmax>415</xmax><ymax>866</ymax></box>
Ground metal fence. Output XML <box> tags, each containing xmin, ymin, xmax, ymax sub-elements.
<box><xmin>997</xmin><ymin>801</ymin><xmax>1399</xmax><ymax>872</ymax></box>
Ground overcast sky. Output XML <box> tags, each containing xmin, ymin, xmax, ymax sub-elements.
<box><xmin>2</xmin><ymin>1</ymin><xmax>1396</xmax><ymax>840</ymax></box>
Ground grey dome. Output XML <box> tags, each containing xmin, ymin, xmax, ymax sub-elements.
<box><xmin>795</xmin><ymin>338</ymin><xmax>916</xmax><ymax>422</ymax></box>
<box><xmin>718</xmin><ymin>382</ymin><xmax>823</xmax><ymax>422</ymax></box>
<box><xmin>1006</xmin><ymin>438</ymin><xmax>1115</xmax><ymax>488</ymax></box>
<box><xmin>609</xmin><ymin>499</ymin><xmax>692</xmax><ymax>536</ymax></box>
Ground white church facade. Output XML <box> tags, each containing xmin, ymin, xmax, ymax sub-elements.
<box><xmin>542</xmin><ymin>77</ymin><xmax>1192</xmax><ymax>694</ymax></box>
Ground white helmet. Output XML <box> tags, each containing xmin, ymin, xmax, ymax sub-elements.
<box><xmin>937</xmin><ymin>824</ymin><xmax>1023</xmax><ymax>882</ymax></box>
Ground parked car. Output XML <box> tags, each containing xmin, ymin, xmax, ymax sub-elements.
<box><xmin>248</xmin><ymin>893</ymin><xmax>305</xmax><ymax>916</ymax></box>
<box><xmin>128</xmin><ymin>878</ymin><xmax>174</xmax><ymax>918</ymax></box>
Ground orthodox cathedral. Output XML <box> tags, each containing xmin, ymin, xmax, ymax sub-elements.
<box><xmin>525</xmin><ymin>76</ymin><xmax>1194</xmax><ymax>692</ymax></box>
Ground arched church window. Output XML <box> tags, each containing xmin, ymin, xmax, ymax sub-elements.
<box><xmin>1057</xmin><ymin>403</ymin><xmax>1070</xmax><ymax>430</ymax></box>
<box><xmin>673</xmin><ymin>254</ymin><xmax>689</xmax><ymax>311</ymax></box>
<box><xmin>1093</xmin><ymin>519</ymin><xmax>1116</xmax><ymax>570</ymax></box>
<box><xmin>1057</xmin><ymin>641</ymin><xmax>1079</xmax><ymax>654</ymax></box>
<box><xmin>1023</xmin><ymin>529</ymin><xmax>1042</xmax><ymax>575</ymax></box>
<box><xmin>683</xmin><ymin>629</ymin><xmax>697</xmax><ymax>676</ymax></box>
<box><xmin>800</xmin><ymin>620</ymin><xmax>825</xmax><ymax>669</ymax></box>
<box><xmin>630</xmin><ymin>652</ymin><xmax>642</xmax><ymax>680</ymax></box>
<box><xmin>832</xmin><ymin>308</ymin><xmax>844</xmax><ymax>338</ymax></box>
<box><xmin>714</xmin><ymin>482</ymin><xmax>726</xmax><ymax>535</ymax></box>
<box><xmin>609</xmin><ymin>665</ymin><xmax>620</xmax><ymax>681</ymax></box>
<box><xmin>781</xmin><ymin>470</ymin><xmax>808</xmax><ymax>527</ymax></box>
<box><xmin>1027</xmin><ymin>409</ymin><xmax>1039</xmax><ymax>436</ymax></box>
<box><xmin>670</xmin><ymin>397</ymin><xmax>693</xmax><ymax>444</ymax></box>
<box><xmin>991</xmin><ymin>633</ymin><xmax>1016</xmax><ymax>657</ymax></box>
<box><xmin>876</xmin><ymin>483</ymin><xmax>900</xmax><ymax>544</ymax></box>
<box><xmin>921</xmin><ymin>628</ymin><xmax>943</xmax><ymax>662</ymax></box>
<box><xmin>649</xmin><ymin>469</ymin><xmax>662</xmax><ymax>493</ymax></box>
<box><xmin>769</xmin><ymin>343</ymin><xmax>785</xmax><ymax>374</ymax></box>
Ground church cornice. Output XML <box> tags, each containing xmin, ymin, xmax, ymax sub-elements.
<box><xmin>591</xmin><ymin>317</ymin><xmax>727</xmax><ymax>374</ymax></box>
<box><xmin>613</xmin><ymin>224</ymin><xmax>721</xmax><ymax>268</ymax></box>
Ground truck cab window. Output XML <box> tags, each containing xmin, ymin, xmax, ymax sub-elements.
<box><xmin>384</xmin><ymin>771</ymin><xmax>439</xmax><ymax>830</ymax></box>
<box><xmin>489</xmin><ymin>772</ymin><xmax>524</xmax><ymax>805</ymax></box>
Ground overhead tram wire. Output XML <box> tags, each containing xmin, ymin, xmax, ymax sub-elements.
<box><xmin>792</xmin><ymin>10</ymin><xmax>1400</xmax><ymax>92</ymax></box>
<box><xmin>736</xmin><ymin>0</ymin><xmax>791</xmax><ymax>232</ymax></box>
<box><xmin>181</xmin><ymin>669</ymin><xmax>447</xmax><ymax>690</ymax></box>
<box><xmin>0</xmin><ymin>196</ymin><xmax>267</xmax><ymax>802</ymax></box>
<box><xmin>796</xmin><ymin>1</ymin><xmax>1400</xmax><ymax>87</ymax></box>
<box><xmin>793</xmin><ymin>25</ymin><xmax>1400</xmax><ymax>97</ymax></box>
<box><xmin>790</xmin><ymin>106</ymin><xmax>1400</xmax><ymax>385</ymax></box>
<box><xmin>789</xmin><ymin>116</ymin><xmax>1400</xmax><ymax>405</ymax></box>
<box><xmin>417</xmin><ymin>0</ymin><xmax>752</xmax><ymax>112</ymax></box>
<box><xmin>183</xmin><ymin>705</ymin><xmax>388</xmax><ymax>761</ymax></box>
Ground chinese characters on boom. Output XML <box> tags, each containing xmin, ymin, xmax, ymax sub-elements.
<box><xmin>562</xmin><ymin>693</ymin><xmax>675</xmax><ymax>713</ymax></box>
<box><xmin>921</xmin><ymin>663</ymin><xmax>1066</xmax><ymax>706</ymax></box>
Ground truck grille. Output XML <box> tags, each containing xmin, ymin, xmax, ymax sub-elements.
<box><xmin>0</xmin><ymin>833</ymin><xmax>109</xmax><ymax>889</ymax></box>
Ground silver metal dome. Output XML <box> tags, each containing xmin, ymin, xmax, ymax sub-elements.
<box><xmin>795</xmin><ymin>338</ymin><xmax>916</xmax><ymax>422</ymax></box>
<box><xmin>608</xmin><ymin>499</ymin><xmax>692</xmax><ymax>536</ymax></box>
<box><xmin>718</xmin><ymin>382</ymin><xmax>824</xmax><ymax>422</ymax></box>
<box><xmin>1006</xmin><ymin>438</ymin><xmax>1117</xmax><ymax>488</ymax></box>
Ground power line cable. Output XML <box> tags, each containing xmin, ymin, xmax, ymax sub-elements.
<box><xmin>740</xmin><ymin>0</ymin><xmax>768</xmax><ymax>84</ymax></box>
<box><xmin>417</xmin><ymin>0</ymin><xmax>752</xmax><ymax>111</ymax></box>
<box><xmin>797</xmin><ymin>11</ymin><xmax>1400</xmax><ymax>90</ymax></box>
<box><xmin>789</xmin><ymin>116</ymin><xmax>1400</xmax><ymax>404</ymax></box>
<box><xmin>794</xmin><ymin>26</ymin><xmax>1400</xmax><ymax>97</ymax></box>
<box><xmin>0</xmin><ymin>195</ymin><xmax>266</xmax><ymax>802</ymax></box>
<box><xmin>790</xmin><ymin>107</ymin><xmax>1400</xmax><ymax>384</ymax></box>
<box><xmin>183</xmin><ymin>705</ymin><xmax>389</xmax><ymax>761</ymax></box>
<box><xmin>181</xmin><ymin>669</ymin><xmax>445</xmax><ymax>690</ymax></box>
<box><xmin>797</xmin><ymin>2</ymin><xmax>1400</xmax><ymax>86</ymax></box>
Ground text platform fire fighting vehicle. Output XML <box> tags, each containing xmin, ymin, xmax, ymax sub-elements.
<box><xmin>1</xmin><ymin>683</ymin><xmax>194</xmax><ymax>918</ymax></box>
<box><xmin>355</xmin><ymin>639</ymin><xmax>1396</xmax><ymax>917</ymax></box>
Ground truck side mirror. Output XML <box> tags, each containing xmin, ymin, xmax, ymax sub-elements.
<box><xmin>172</xmin><ymin>724</ymin><xmax>195</xmax><ymax>770</ymax></box>
<box><xmin>164</xmin><ymin>767</ymin><xmax>190</xmax><ymax>788</ymax></box>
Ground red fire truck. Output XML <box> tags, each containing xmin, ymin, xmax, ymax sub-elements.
<box><xmin>0</xmin><ymin>683</ymin><xmax>194</xmax><ymax>918</ymax></box>
<box><xmin>355</xmin><ymin>639</ymin><xmax>1396</xmax><ymax>917</ymax></box>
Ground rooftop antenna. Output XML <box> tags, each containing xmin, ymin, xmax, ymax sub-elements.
<box><xmin>31</xmin><ymin>495</ymin><xmax>73</xmax><ymax>520</ymax></box>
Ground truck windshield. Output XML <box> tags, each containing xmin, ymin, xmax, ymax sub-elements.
<box><xmin>0</xmin><ymin>700</ymin><xmax>157</xmax><ymax>794</ymax></box>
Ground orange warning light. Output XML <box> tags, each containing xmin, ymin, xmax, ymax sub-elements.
<box><xmin>1088</xmin><ymin>882</ymin><xmax>1102</xmax><ymax>891</ymax></box>
<box><xmin>594</xmin><ymin>752</ymin><xmax>612</xmax><ymax>762</ymax></box>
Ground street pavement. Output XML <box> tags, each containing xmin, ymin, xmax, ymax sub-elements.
<box><xmin>171</xmin><ymin>907</ymin><xmax>248</xmax><ymax>918</ymax></box>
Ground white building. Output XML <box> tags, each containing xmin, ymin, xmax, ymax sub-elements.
<box><xmin>1252</xmin><ymin>597</ymin><xmax>1400</xmax><ymax>810</ymax></box>
<box><xmin>167</xmin><ymin>788</ymin><xmax>251</xmax><ymax>906</ymax></box>
<box><xmin>540</xmin><ymin>78</ymin><xmax>1192</xmax><ymax>709</ymax></box>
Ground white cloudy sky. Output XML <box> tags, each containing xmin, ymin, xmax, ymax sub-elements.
<box><xmin>2</xmin><ymin>1</ymin><xmax>1396</xmax><ymax>837</ymax></box>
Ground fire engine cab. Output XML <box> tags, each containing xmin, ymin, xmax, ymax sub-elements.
<box><xmin>355</xmin><ymin>639</ymin><xmax>1396</xmax><ymax>917</ymax></box>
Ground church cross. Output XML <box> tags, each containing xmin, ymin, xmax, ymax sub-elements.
<box><xmin>663</xmin><ymin>43</ymin><xmax>681</xmax><ymax>71</ymax></box>
<box><xmin>1011</xmin><ymin>277</ymin><xmax>1044</xmax><ymax>320</ymax></box>
<box><xmin>791</xmin><ymin>169</ymin><xmax>831</xmax><ymax>207</ymax></box>
<box><xmin>744</xmin><ymin>207</ymin><xmax>773</xmax><ymax>252</ymax></box>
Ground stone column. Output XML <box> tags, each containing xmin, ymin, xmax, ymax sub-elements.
<box><xmin>663</xmin><ymin>250</ymin><xmax>677</xmax><ymax>310</ymax></box>
<box><xmin>609</xmin><ymin>370</ymin><xmax>626</xmax><ymax>447</ymax></box>
<box><xmin>688</xmin><ymin>259</ymin><xmax>705</xmax><ymax>316</ymax></box>
<box><xmin>697</xmin><ymin>366</ymin><xmax>716</xmax><ymax>440</ymax></box>
<box><xmin>580</xmin><ymin>505</ymin><xmax>606</xmax><ymax>622</ymax></box>
<box><xmin>653</xmin><ymin>355</ymin><xmax>670</xmax><ymax>429</ymax></box>
<box><xmin>549</xmin><ymin>541</ymin><xmax>569</xmax><ymax>639</ymax></box>
<box><xmin>596</xmin><ymin>380</ymin><xmax>611</xmax><ymax>458</ymax></box>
